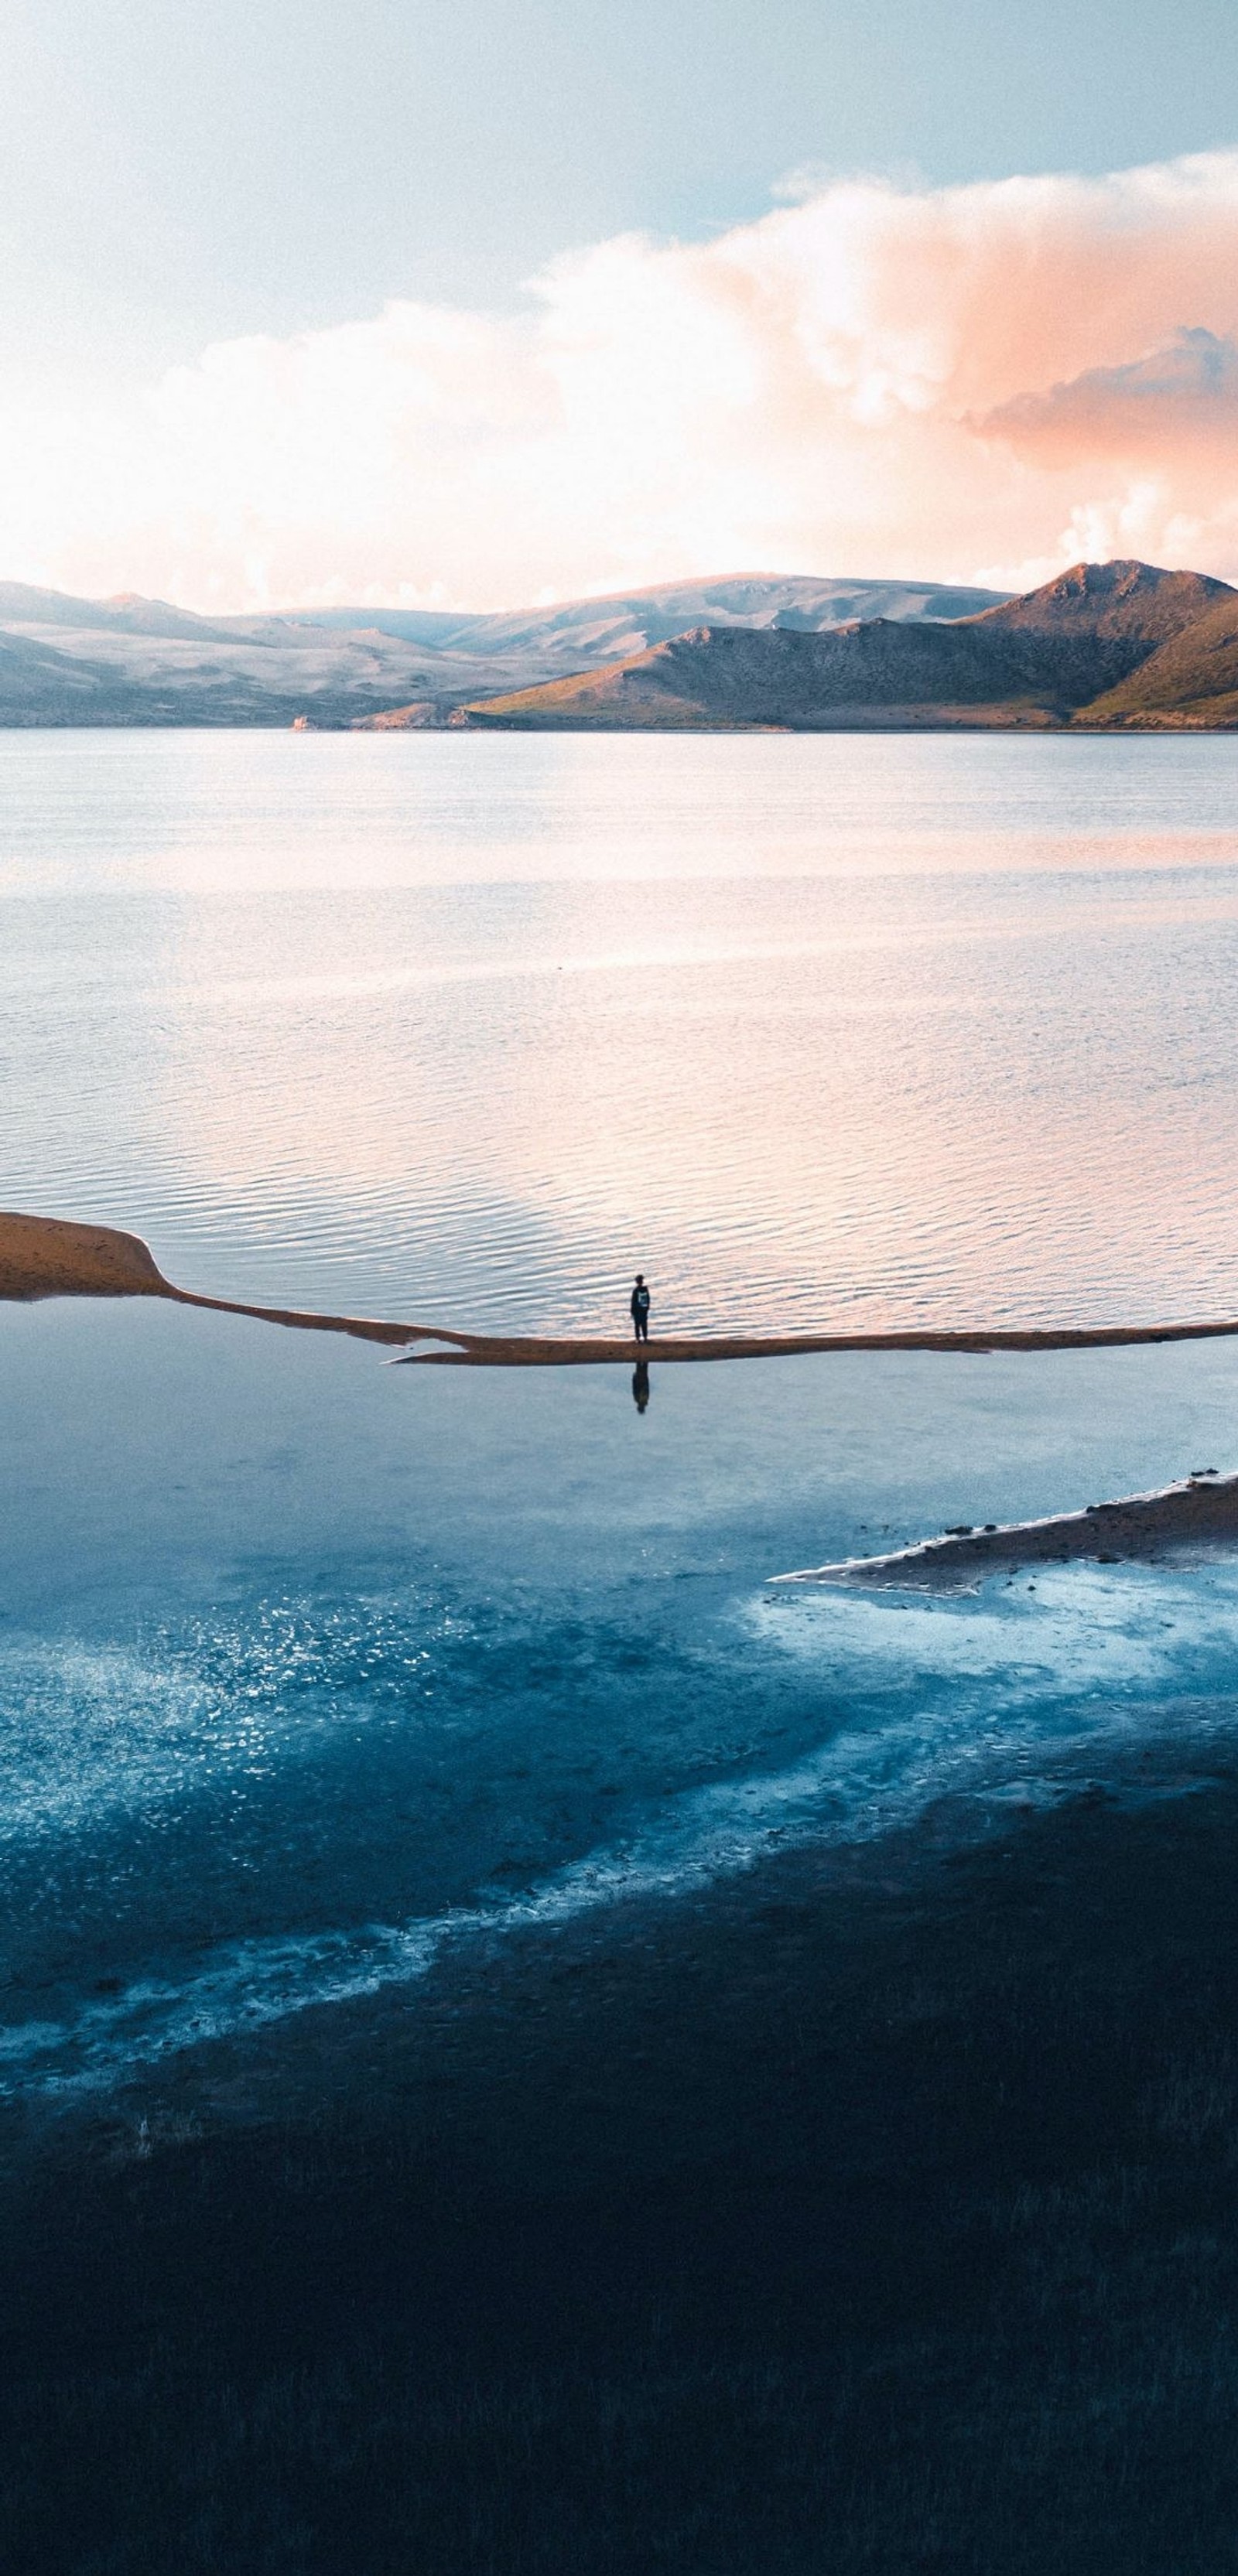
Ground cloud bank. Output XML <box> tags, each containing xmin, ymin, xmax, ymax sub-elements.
<box><xmin>9</xmin><ymin>150</ymin><xmax>1238</xmax><ymax>611</ymax></box>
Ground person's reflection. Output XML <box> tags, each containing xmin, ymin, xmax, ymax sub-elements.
<box><xmin>631</xmin><ymin>1358</ymin><xmax>651</xmax><ymax>1414</ymax></box>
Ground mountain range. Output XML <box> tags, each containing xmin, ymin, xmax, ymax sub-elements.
<box><xmin>0</xmin><ymin>574</ymin><xmax>1005</xmax><ymax>729</ymax></box>
<box><xmin>454</xmin><ymin>562</ymin><xmax>1238</xmax><ymax>732</ymax></box>
<box><xmin>2</xmin><ymin>560</ymin><xmax>1238</xmax><ymax>728</ymax></box>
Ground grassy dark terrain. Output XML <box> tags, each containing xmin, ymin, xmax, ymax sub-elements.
<box><xmin>5</xmin><ymin>1751</ymin><xmax>1238</xmax><ymax>2571</ymax></box>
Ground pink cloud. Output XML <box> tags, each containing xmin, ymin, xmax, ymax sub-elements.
<box><xmin>5</xmin><ymin>151</ymin><xmax>1238</xmax><ymax>607</ymax></box>
<box><xmin>974</xmin><ymin>326</ymin><xmax>1238</xmax><ymax>466</ymax></box>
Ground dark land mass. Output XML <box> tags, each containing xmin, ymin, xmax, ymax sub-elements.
<box><xmin>459</xmin><ymin>559</ymin><xmax>1238</xmax><ymax>731</ymax></box>
<box><xmin>778</xmin><ymin>1471</ymin><xmax>1238</xmax><ymax>1588</ymax></box>
<box><xmin>0</xmin><ymin>572</ymin><xmax>1004</xmax><ymax>729</ymax></box>
<box><xmin>8</xmin><ymin>1752</ymin><xmax>1238</xmax><ymax>2571</ymax></box>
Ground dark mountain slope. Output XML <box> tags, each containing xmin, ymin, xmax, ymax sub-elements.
<box><xmin>454</xmin><ymin>620</ymin><xmax>1043</xmax><ymax>730</ymax></box>
<box><xmin>457</xmin><ymin>562</ymin><xmax>1236</xmax><ymax>730</ymax></box>
<box><xmin>976</xmin><ymin>559</ymin><xmax>1236</xmax><ymax>708</ymax></box>
<box><xmin>1081</xmin><ymin>589</ymin><xmax>1238</xmax><ymax>726</ymax></box>
<box><xmin>978</xmin><ymin>558</ymin><xmax>1230</xmax><ymax>651</ymax></box>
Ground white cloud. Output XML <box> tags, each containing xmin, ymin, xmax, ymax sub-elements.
<box><xmin>7</xmin><ymin>150</ymin><xmax>1238</xmax><ymax>610</ymax></box>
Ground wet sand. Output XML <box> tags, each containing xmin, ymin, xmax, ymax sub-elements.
<box><xmin>0</xmin><ymin>1210</ymin><xmax>168</xmax><ymax>1303</ymax></box>
<box><xmin>9</xmin><ymin>1208</ymin><xmax>1238</xmax><ymax>1369</ymax></box>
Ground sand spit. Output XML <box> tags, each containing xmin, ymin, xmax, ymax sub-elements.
<box><xmin>9</xmin><ymin>1207</ymin><xmax>1238</xmax><ymax>1372</ymax></box>
<box><xmin>775</xmin><ymin>1472</ymin><xmax>1238</xmax><ymax>1590</ymax></box>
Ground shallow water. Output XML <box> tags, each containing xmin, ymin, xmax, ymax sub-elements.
<box><xmin>4</xmin><ymin>729</ymin><xmax>1238</xmax><ymax>1331</ymax></box>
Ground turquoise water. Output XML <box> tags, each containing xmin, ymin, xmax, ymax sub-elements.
<box><xmin>4</xmin><ymin>1295</ymin><xmax>1238</xmax><ymax>2099</ymax></box>
<box><xmin>6</xmin><ymin>730</ymin><xmax>1238</xmax><ymax>2105</ymax></box>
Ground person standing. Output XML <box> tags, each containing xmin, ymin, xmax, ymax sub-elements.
<box><xmin>630</xmin><ymin>1273</ymin><xmax>651</xmax><ymax>1343</ymax></box>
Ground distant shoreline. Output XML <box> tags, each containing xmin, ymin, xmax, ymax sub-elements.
<box><xmin>0</xmin><ymin>715</ymin><xmax>1233</xmax><ymax>733</ymax></box>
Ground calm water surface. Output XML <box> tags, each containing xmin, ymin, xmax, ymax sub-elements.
<box><xmin>4</xmin><ymin>727</ymin><xmax>1238</xmax><ymax>1331</ymax></box>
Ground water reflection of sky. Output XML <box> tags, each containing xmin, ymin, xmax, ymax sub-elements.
<box><xmin>3</xmin><ymin>732</ymin><xmax>1238</xmax><ymax>1331</ymax></box>
<box><xmin>5</xmin><ymin>1299</ymin><xmax>1238</xmax><ymax>2096</ymax></box>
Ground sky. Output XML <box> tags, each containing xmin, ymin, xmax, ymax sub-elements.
<box><xmin>7</xmin><ymin>0</ymin><xmax>1238</xmax><ymax>609</ymax></box>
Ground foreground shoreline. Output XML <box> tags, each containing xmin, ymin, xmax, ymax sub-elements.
<box><xmin>775</xmin><ymin>1470</ymin><xmax>1238</xmax><ymax>1587</ymax></box>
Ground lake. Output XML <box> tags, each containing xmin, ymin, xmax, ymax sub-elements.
<box><xmin>5</xmin><ymin>727</ymin><xmax>1238</xmax><ymax>2106</ymax></box>
<box><xmin>4</xmin><ymin>726</ymin><xmax>1238</xmax><ymax>1332</ymax></box>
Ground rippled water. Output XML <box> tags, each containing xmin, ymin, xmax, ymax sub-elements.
<box><xmin>4</xmin><ymin>727</ymin><xmax>1238</xmax><ymax>1331</ymax></box>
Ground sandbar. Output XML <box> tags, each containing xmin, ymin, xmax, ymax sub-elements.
<box><xmin>10</xmin><ymin>1208</ymin><xmax>1238</xmax><ymax>1372</ymax></box>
